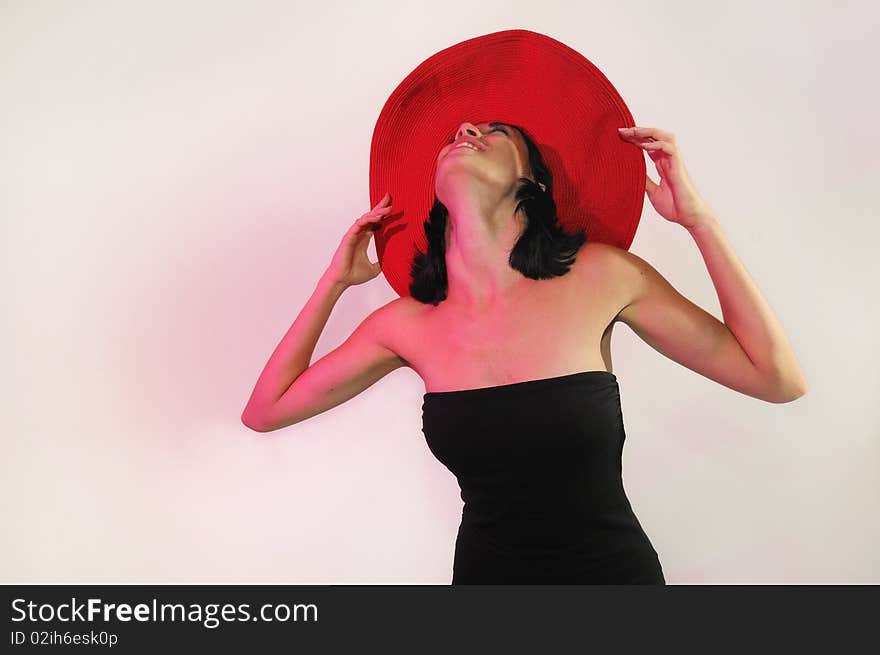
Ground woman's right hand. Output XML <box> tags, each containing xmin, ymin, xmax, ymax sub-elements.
<box><xmin>325</xmin><ymin>192</ymin><xmax>393</xmax><ymax>288</ymax></box>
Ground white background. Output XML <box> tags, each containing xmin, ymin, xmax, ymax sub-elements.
<box><xmin>2</xmin><ymin>0</ymin><xmax>877</xmax><ymax>583</ymax></box>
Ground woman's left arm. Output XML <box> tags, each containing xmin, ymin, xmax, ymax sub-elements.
<box><xmin>616</xmin><ymin>126</ymin><xmax>808</xmax><ymax>401</ymax></box>
<box><xmin>685</xmin><ymin>214</ymin><xmax>808</xmax><ymax>398</ymax></box>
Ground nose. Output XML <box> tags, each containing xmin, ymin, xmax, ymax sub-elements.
<box><xmin>456</xmin><ymin>122</ymin><xmax>483</xmax><ymax>141</ymax></box>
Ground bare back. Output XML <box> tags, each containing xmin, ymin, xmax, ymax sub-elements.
<box><xmin>387</xmin><ymin>242</ymin><xmax>628</xmax><ymax>393</ymax></box>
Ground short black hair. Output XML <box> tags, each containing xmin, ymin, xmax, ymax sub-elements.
<box><xmin>408</xmin><ymin>122</ymin><xmax>589</xmax><ymax>305</ymax></box>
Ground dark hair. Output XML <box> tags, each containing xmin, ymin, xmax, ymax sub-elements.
<box><xmin>408</xmin><ymin>122</ymin><xmax>588</xmax><ymax>305</ymax></box>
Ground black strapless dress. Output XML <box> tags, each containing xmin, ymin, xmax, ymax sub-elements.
<box><xmin>421</xmin><ymin>370</ymin><xmax>665</xmax><ymax>584</ymax></box>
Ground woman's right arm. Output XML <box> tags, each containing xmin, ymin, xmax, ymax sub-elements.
<box><xmin>240</xmin><ymin>271</ymin><xmax>406</xmax><ymax>433</ymax></box>
<box><xmin>241</xmin><ymin>192</ymin><xmax>403</xmax><ymax>433</ymax></box>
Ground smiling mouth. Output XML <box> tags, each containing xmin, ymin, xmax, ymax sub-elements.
<box><xmin>447</xmin><ymin>145</ymin><xmax>482</xmax><ymax>155</ymax></box>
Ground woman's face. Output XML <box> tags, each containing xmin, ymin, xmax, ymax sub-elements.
<box><xmin>435</xmin><ymin>120</ymin><xmax>540</xmax><ymax>197</ymax></box>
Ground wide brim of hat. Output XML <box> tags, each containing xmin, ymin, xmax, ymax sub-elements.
<box><xmin>369</xmin><ymin>28</ymin><xmax>645</xmax><ymax>298</ymax></box>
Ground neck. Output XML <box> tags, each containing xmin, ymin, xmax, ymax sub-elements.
<box><xmin>443</xmin><ymin>196</ymin><xmax>528</xmax><ymax>311</ymax></box>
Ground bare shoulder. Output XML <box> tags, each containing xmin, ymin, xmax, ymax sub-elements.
<box><xmin>572</xmin><ymin>240</ymin><xmax>644</xmax><ymax>316</ymax></box>
<box><xmin>575</xmin><ymin>240</ymin><xmax>636</xmax><ymax>271</ymax></box>
<box><xmin>366</xmin><ymin>294</ymin><xmax>426</xmax><ymax>368</ymax></box>
<box><xmin>371</xmin><ymin>293</ymin><xmax>425</xmax><ymax>328</ymax></box>
<box><xmin>586</xmin><ymin>242</ymin><xmax>670</xmax><ymax>312</ymax></box>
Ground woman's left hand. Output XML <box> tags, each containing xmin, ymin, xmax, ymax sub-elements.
<box><xmin>618</xmin><ymin>126</ymin><xmax>713</xmax><ymax>230</ymax></box>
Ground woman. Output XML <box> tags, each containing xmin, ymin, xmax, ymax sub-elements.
<box><xmin>241</xmin><ymin>31</ymin><xmax>808</xmax><ymax>584</ymax></box>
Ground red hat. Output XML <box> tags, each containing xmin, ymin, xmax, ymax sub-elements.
<box><xmin>369</xmin><ymin>29</ymin><xmax>645</xmax><ymax>298</ymax></box>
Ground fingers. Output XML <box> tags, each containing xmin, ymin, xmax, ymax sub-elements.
<box><xmin>618</xmin><ymin>126</ymin><xmax>675</xmax><ymax>143</ymax></box>
<box><xmin>357</xmin><ymin>205</ymin><xmax>391</xmax><ymax>226</ymax></box>
<box><xmin>356</xmin><ymin>192</ymin><xmax>393</xmax><ymax>227</ymax></box>
<box><xmin>347</xmin><ymin>206</ymin><xmax>391</xmax><ymax>241</ymax></box>
<box><xmin>640</xmin><ymin>140</ymin><xmax>676</xmax><ymax>155</ymax></box>
<box><xmin>341</xmin><ymin>193</ymin><xmax>394</xmax><ymax>243</ymax></box>
<box><xmin>618</xmin><ymin>127</ymin><xmax>680</xmax><ymax>159</ymax></box>
<box><xmin>371</xmin><ymin>191</ymin><xmax>392</xmax><ymax>211</ymax></box>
